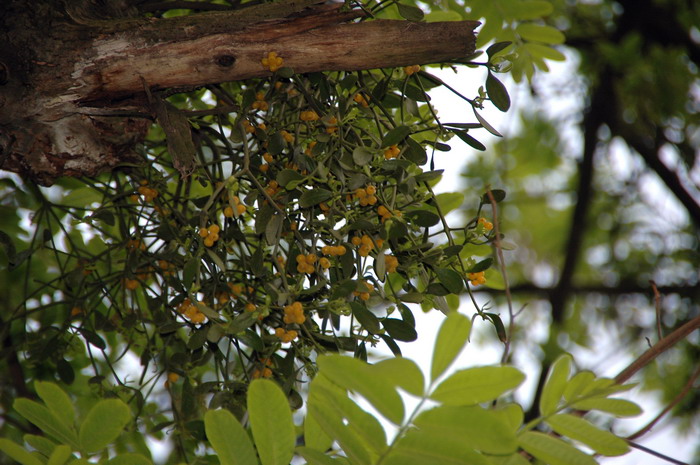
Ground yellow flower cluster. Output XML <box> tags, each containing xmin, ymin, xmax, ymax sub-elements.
<box><xmin>242</xmin><ymin>119</ymin><xmax>256</xmax><ymax>134</ymax></box>
<box><xmin>158</xmin><ymin>259</ymin><xmax>176</xmax><ymax>276</ymax></box>
<box><xmin>280</xmin><ymin>130</ymin><xmax>295</xmax><ymax>144</ymax></box>
<box><xmin>384</xmin><ymin>144</ymin><xmax>400</xmax><ymax>159</ymax></box>
<box><xmin>265</xmin><ymin>180</ymin><xmax>280</xmax><ymax>197</ymax></box>
<box><xmin>384</xmin><ymin>254</ymin><xmax>399</xmax><ymax>273</ymax></box>
<box><xmin>404</xmin><ymin>64</ymin><xmax>421</xmax><ymax>76</ymax></box>
<box><xmin>296</xmin><ymin>253</ymin><xmax>317</xmax><ymax>273</ymax></box>
<box><xmin>354</xmin><ymin>93</ymin><xmax>369</xmax><ymax>107</ymax></box>
<box><xmin>178</xmin><ymin>298</ymin><xmax>206</xmax><ymax>324</ymax></box>
<box><xmin>478</xmin><ymin>217</ymin><xmax>494</xmax><ymax>231</ymax></box>
<box><xmin>305</xmin><ymin>141</ymin><xmax>317</xmax><ymax>156</ymax></box>
<box><xmin>252</xmin><ymin>358</ymin><xmax>273</xmax><ymax>379</ymax></box>
<box><xmin>283</xmin><ymin>301</ymin><xmax>305</xmax><ymax>324</ymax></box>
<box><xmin>137</xmin><ymin>180</ymin><xmax>158</xmax><ymax>202</ymax></box>
<box><xmin>224</xmin><ymin>195</ymin><xmax>246</xmax><ymax>218</ymax></box>
<box><xmin>199</xmin><ymin>224</ymin><xmax>220</xmax><ymax>247</ymax></box>
<box><xmin>468</xmin><ymin>271</ymin><xmax>486</xmax><ymax>286</ymax></box>
<box><xmin>377</xmin><ymin>205</ymin><xmax>401</xmax><ymax>223</ymax></box>
<box><xmin>351</xmin><ymin>234</ymin><xmax>383</xmax><ymax>257</ymax></box>
<box><xmin>321</xmin><ymin>245</ymin><xmax>347</xmax><ymax>256</ymax></box>
<box><xmin>353</xmin><ymin>280</ymin><xmax>373</xmax><ymax>301</ymax></box>
<box><xmin>355</xmin><ymin>185</ymin><xmax>377</xmax><ymax>206</ymax></box>
<box><xmin>261</xmin><ymin>51</ymin><xmax>284</xmax><ymax>72</ymax></box>
<box><xmin>325</xmin><ymin>116</ymin><xmax>338</xmax><ymax>134</ymax></box>
<box><xmin>252</xmin><ymin>91</ymin><xmax>268</xmax><ymax>111</ymax></box>
<box><xmin>275</xmin><ymin>327</ymin><xmax>297</xmax><ymax>342</ymax></box>
<box><xmin>300</xmin><ymin>110</ymin><xmax>319</xmax><ymax>121</ymax></box>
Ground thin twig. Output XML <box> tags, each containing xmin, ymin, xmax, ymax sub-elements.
<box><xmin>627</xmin><ymin>440</ymin><xmax>690</xmax><ymax>465</ymax></box>
<box><xmin>626</xmin><ymin>363</ymin><xmax>700</xmax><ymax>441</ymax></box>
<box><xmin>615</xmin><ymin>315</ymin><xmax>700</xmax><ymax>384</ymax></box>
<box><xmin>650</xmin><ymin>279</ymin><xmax>663</xmax><ymax>340</ymax></box>
<box><xmin>486</xmin><ymin>187</ymin><xmax>515</xmax><ymax>364</ymax></box>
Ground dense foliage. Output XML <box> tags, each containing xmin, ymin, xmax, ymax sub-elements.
<box><xmin>1</xmin><ymin>0</ymin><xmax>697</xmax><ymax>464</ymax></box>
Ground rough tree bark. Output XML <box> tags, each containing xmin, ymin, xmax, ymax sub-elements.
<box><xmin>0</xmin><ymin>0</ymin><xmax>478</xmax><ymax>185</ymax></box>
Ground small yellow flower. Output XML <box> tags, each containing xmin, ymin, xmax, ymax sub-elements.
<box><xmin>261</xmin><ymin>51</ymin><xmax>284</xmax><ymax>72</ymax></box>
<box><xmin>468</xmin><ymin>271</ymin><xmax>487</xmax><ymax>286</ymax></box>
<box><xmin>403</xmin><ymin>64</ymin><xmax>421</xmax><ymax>76</ymax></box>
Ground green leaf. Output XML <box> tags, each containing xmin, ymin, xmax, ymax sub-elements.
<box><xmin>385</xmin><ymin>428</ymin><xmax>493</xmax><ymax>465</ymax></box>
<box><xmin>14</xmin><ymin>399</ymin><xmax>79</xmax><ymax>449</ymax></box>
<box><xmin>539</xmin><ymin>354</ymin><xmax>571</xmax><ymax>416</ymax></box>
<box><xmin>382</xmin><ymin>318</ymin><xmax>418</xmax><ymax>342</ymax></box>
<box><xmin>350</xmin><ymin>302</ymin><xmax>380</xmax><ymax>334</ymax></box>
<box><xmin>451</xmin><ymin>129</ymin><xmax>486</xmax><ymax>151</ymax></box>
<box><xmin>430</xmin><ymin>366</ymin><xmax>525</xmax><ymax>405</ymax></box>
<box><xmin>467</xmin><ymin>257</ymin><xmax>493</xmax><ymax>273</ymax></box>
<box><xmin>510</xmin><ymin>1</ymin><xmax>553</xmax><ymax>20</ymax></box>
<box><xmin>382</xmin><ymin>126</ymin><xmax>411</xmax><ymax>147</ymax></box>
<box><xmin>24</xmin><ymin>434</ymin><xmax>57</xmax><ymax>457</ymax></box>
<box><xmin>276</xmin><ymin>169</ymin><xmax>304</xmax><ymax>188</ymax></box>
<box><xmin>248</xmin><ymin>379</ymin><xmax>295</xmax><ymax>465</ymax></box>
<box><xmin>405</xmin><ymin>210</ymin><xmax>440</xmax><ymax>227</ymax></box>
<box><xmin>47</xmin><ymin>445</ymin><xmax>73</xmax><ymax>465</ymax></box>
<box><xmin>0</xmin><ymin>439</ymin><xmax>43</xmax><ymax>465</ymax></box>
<box><xmin>486</xmin><ymin>41</ymin><xmax>512</xmax><ymax>59</ymax></box>
<box><xmin>486</xmin><ymin>72</ymin><xmax>511</xmax><ymax>112</ymax></box>
<box><xmin>434</xmin><ymin>267</ymin><xmax>464</xmax><ymax>294</ymax></box>
<box><xmin>518</xmin><ymin>431</ymin><xmax>596</xmax><ymax>465</ymax></box>
<box><xmin>303</xmin><ymin>414</ymin><xmax>333</xmax><ymax>453</ymax></box>
<box><xmin>523</xmin><ymin>42</ymin><xmax>566</xmax><ymax>61</ymax></box>
<box><xmin>563</xmin><ymin>371</ymin><xmax>595</xmax><ymax>402</ymax></box>
<box><xmin>546</xmin><ymin>414</ymin><xmax>629</xmax><ymax>456</ymax></box>
<box><xmin>570</xmin><ymin>398</ymin><xmax>643</xmax><ymax>417</ymax></box>
<box><xmin>308</xmin><ymin>379</ymin><xmax>382</xmax><ymax>464</ymax></box>
<box><xmin>413</xmin><ymin>405</ymin><xmax>517</xmax><ymax>454</ymax></box>
<box><xmin>79</xmin><ymin>399</ymin><xmax>131</xmax><ymax>454</ymax></box>
<box><xmin>299</xmin><ymin>188</ymin><xmax>333</xmax><ymax>208</ymax></box>
<box><xmin>182</xmin><ymin>258</ymin><xmax>198</xmax><ymax>291</ymax></box>
<box><xmin>404</xmin><ymin>137</ymin><xmax>427</xmax><ymax>165</ymax></box>
<box><xmin>372</xmin><ymin>357</ymin><xmax>424</xmax><ymax>396</ymax></box>
<box><xmin>435</xmin><ymin>192</ymin><xmax>464</xmax><ymax>215</ymax></box>
<box><xmin>104</xmin><ymin>453</ymin><xmax>153</xmax><ymax>465</ymax></box>
<box><xmin>204</xmin><ymin>409</ymin><xmax>257</xmax><ymax>465</ymax></box>
<box><xmin>35</xmin><ymin>381</ymin><xmax>75</xmax><ymax>429</ymax></box>
<box><xmin>473</xmin><ymin>109</ymin><xmax>502</xmax><ymax>137</ymax></box>
<box><xmin>485</xmin><ymin>312</ymin><xmax>507</xmax><ymax>342</ymax></box>
<box><xmin>431</xmin><ymin>312</ymin><xmax>471</xmax><ymax>381</ymax></box>
<box><xmin>318</xmin><ymin>355</ymin><xmax>404</xmax><ymax>425</ymax></box>
<box><xmin>352</xmin><ymin>147</ymin><xmax>374</xmax><ymax>166</ymax></box>
<box><xmin>397</xmin><ymin>3</ymin><xmax>424</xmax><ymax>21</ymax></box>
<box><xmin>516</xmin><ymin>24</ymin><xmax>565</xmax><ymax>44</ymax></box>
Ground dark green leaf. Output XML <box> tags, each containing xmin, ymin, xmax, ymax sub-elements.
<box><xmin>481</xmin><ymin>189</ymin><xmax>506</xmax><ymax>203</ymax></box>
<box><xmin>397</xmin><ymin>3</ymin><xmax>424</xmax><ymax>21</ymax></box>
<box><xmin>474</xmin><ymin>109</ymin><xmax>503</xmax><ymax>137</ymax></box>
<box><xmin>382</xmin><ymin>318</ymin><xmax>417</xmax><ymax>342</ymax></box>
<box><xmin>276</xmin><ymin>169</ymin><xmax>304</xmax><ymax>189</ymax></box>
<box><xmin>382</xmin><ymin>126</ymin><xmax>411</xmax><ymax>147</ymax></box>
<box><xmin>350</xmin><ymin>302</ymin><xmax>380</xmax><ymax>334</ymax></box>
<box><xmin>352</xmin><ymin>147</ymin><xmax>374</xmax><ymax>166</ymax></box>
<box><xmin>451</xmin><ymin>129</ymin><xmax>486</xmax><ymax>151</ymax></box>
<box><xmin>485</xmin><ymin>312</ymin><xmax>507</xmax><ymax>342</ymax></box>
<box><xmin>299</xmin><ymin>189</ymin><xmax>333</xmax><ymax>208</ymax></box>
<box><xmin>277</xmin><ymin>67</ymin><xmax>295</xmax><ymax>78</ymax></box>
<box><xmin>468</xmin><ymin>258</ymin><xmax>493</xmax><ymax>273</ymax></box>
<box><xmin>486</xmin><ymin>72</ymin><xmax>511</xmax><ymax>112</ymax></box>
<box><xmin>434</xmin><ymin>267</ymin><xmax>464</xmax><ymax>294</ymax></box>
<box><xmin>404</xmin><ymin>137</ymin><xmax>427</xmax><ymax>165</ymax></box>
<box><xmin>486</xmin><ymin>41</ymin><xmax>512</xmax><ymax>59</ymax></box>
<box><xmin>182</xmin><ymin>258</ymin><xmax>198</xmax><ymax>291</ymax></box>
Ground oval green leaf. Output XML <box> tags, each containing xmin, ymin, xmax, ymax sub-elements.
<box><xmin>382</xmin><ymin>318</ymin><xmax>418</xmax><ymax>342</ymax></box>
<box><xmin>430</xmin><ymin>366</ymin><xmax>525</xmax><ymax>405</ymax></box>
<box><xmin>546</xmin><ymin>414</ymin><xmax>629</xmax><ymax>456</ymax></box>
<box><xmin>204</xmin><ymin>409</ymin><xmax>257</xmax><ymax>465</ymax></box>
<box><xmin>539</xmin><ymin>353</ymin><xmax>571</xmax><ymax>416</ymax></box>
<box><xmin>0</xmin><ymin>438</ymin><xmax>44</xmax><ymax>465</ymax></box>
<box><xmin>516</xmin><ymin>24</ymin><xmax>565</xmax><ymax>45</ymax></box>
<box><xmin>570</xmin><ymin>398</ymin><xmax>642</xmax><ymax>417</ymax></box>
<box><xmin>317</xmin><ymin>355</ymin><xmax>405</xmax><ymax>425</ymax></box>
<box><xmin>430</xmin><ymin>312</ymin><xmax>471</xmax><ymax>381</ymax></box>
<box><xmin>434</xmin><ymin>267</ymin><xmax>463</xmax><ymax>294</ymax></box>
<box><xmin>486</xmin><ymin>72</ymin><xmax>511</xmax><ymax>112</ymax></box>
<box><xmin>13</xmin><ymin>399</ymin><xmax>79</xmax><ymax>449</ymax></box>
<box><xmin>35</xmin><ymin>381</ymin><xmax>75</xmax><ymax>429</ymax></box>
<box><xmin>382</xmin><ymin>126</ymin><xmax>411</xmax><ymax>147</ymax></box>
<box><xmin>248</xmin><ymin>379</ymin><xmax>296</xmax><ymax>465</ymax></box>
<box><xmin>372</xmin><ymin>357</ymin><xmax>424</xmax><ymax>396</ymax></box>
<box><xmin>518</xmin><ymin>431</ymin><xmax>596</xmax><ymax>465</ymax></box>
<box><xmin>299</xmin><ymin>188</ymin><xmax>333</xmax><ymax>208</ymax></box>
<box><xmin>79</xmin><ymin>399</ymin><xmax>131</xmax><ymax>454</ymax></box>
<box><xmin>397</xmin><ymin>3</ymin><xmax>424</xmax><ymax>21</ymax></box>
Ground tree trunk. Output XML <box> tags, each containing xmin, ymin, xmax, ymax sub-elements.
<box><xmin>0</xmin><ymin>0</ymin><xmax>478</xmax><ymax>185</ymax></box>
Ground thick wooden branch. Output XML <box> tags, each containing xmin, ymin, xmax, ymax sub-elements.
<box><xmin>81</xmin><ymin>16</ymin><xmax>479</xmax><ymax>101</ymax></box>
<box><xmin>0</xmin><ymin>1</ymin><xmax>478</xmax><ymax>184</ymax></box>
